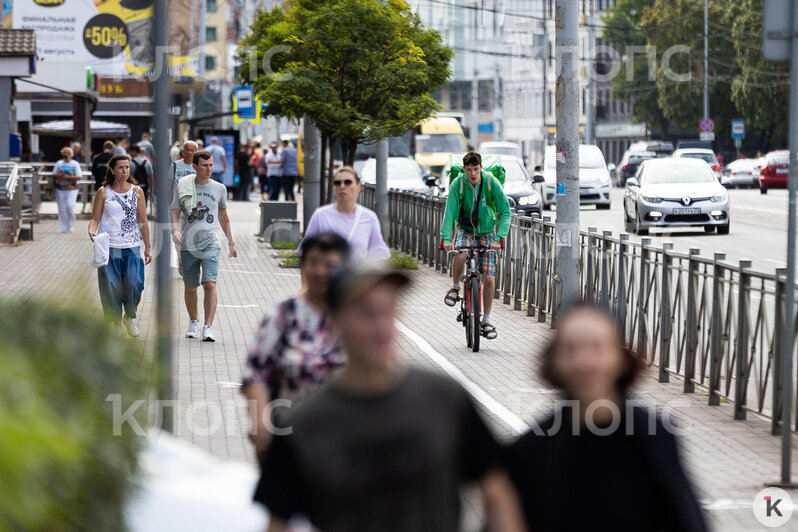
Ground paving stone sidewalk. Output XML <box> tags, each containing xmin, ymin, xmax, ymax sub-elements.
<box><xmin>4</xmin><ymin>197</ymin><xmax>798</xmax><ymax>531</ymax></box>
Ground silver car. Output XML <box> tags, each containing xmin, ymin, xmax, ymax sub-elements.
<box><xmin>623</xmin><ymin>158</ymin><xmax>730</xmax><ymax>235</ymax></box>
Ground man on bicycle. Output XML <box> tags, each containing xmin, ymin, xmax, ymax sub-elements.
<box><xmin>441</xmin><ymin>151</ymin><xmax>511</xmax><ymax>340</ymax></box>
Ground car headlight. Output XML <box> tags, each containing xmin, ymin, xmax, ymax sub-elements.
<box><xmin>642</xmin><ymin>195</ymin><xmax>662</xmax><ymax>203</ymax></box>
<box><xmin>711</xmin><ymin>192</ymin><xmax>728</xmax><ymax>202</ymax></box>
<box><xmin>598</xmin><ymin>172</ymin><xmax>610</xmax><ymax>184</ymax></box>
<box><xmin>517</xmin><ymin>194</ymin><xmax>539</xmax><ymax>206</ymax></box>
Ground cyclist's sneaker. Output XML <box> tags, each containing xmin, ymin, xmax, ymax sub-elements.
<box><xmin>444</xmin><ymin>286</ymin><xmax>460</xmax><ymax>307</ymax></box>
<box><xmin>482</xmin><ymin>322</ymin><xmax>498</xmax><ymax>340</ymax></box>
<box><xmin>185</xmin><ymin>320</ymin><xmax>200</xmax><ymax>338</ymax></box>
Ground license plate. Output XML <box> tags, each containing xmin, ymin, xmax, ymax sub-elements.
<box><xmin>777</xmin><ymin>168</ymin><xmax>789</xmax><ymax>174</ymax></box>
<box><xmin>673</xmin><ymin>208</ymin><xmax>700</xmax><ymax>215</ymax></box>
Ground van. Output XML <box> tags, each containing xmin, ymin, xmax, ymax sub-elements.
<box><xmin>413</xmin><ymin>117</ymin><xmax>468</xmax><ymax>177</ymax></box>
<box><xmin>534</xmin><ymin>144</ymin><xmax>612</xmax><ymax>210</ymax></box>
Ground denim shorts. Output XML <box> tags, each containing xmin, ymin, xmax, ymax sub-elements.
<box><xmin>181</xmin><ymin>248</ymin><xmax>220</xmax><ymax>289</ymax></box>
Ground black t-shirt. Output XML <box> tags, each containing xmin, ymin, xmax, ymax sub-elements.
<box><xmin>91</xmin><ymin>152</ymin><xmax>113</xmax><ymax>189</ymax></box>
<box><xmin>254</xmin><ymin>368</ymin><xmax>501</xmax><ymax>532</ymax></box>
<box><xmin>236</xmin><ymin>151</ymin><xmax>252</xmax><ymax>178</ymax></box>
<box><xmin>506</xmin><ymin>407</ymin><xmax>707</xmax><ymax>532</ymax></box>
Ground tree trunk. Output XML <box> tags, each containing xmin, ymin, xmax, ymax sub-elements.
<box><xmin>327</xmin><ymin>140</ymin><xmax>336</xmax><ymax>204</ymax></box>
<box><xmin>320</xmin><ymin>132</ymin><xmax>328</xmax><ymax>205</ymax></box>
<box><xmin>342</xmin><ymin>138</ymin><xmax>358</xmax><ymax>167</ymax></box>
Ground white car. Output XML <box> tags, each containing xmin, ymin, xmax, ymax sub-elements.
<box><xmin>478</xmin><ymin>141</ymin><xmax>522</xmax><ymax>159</ymax></box>
<box><xmin>725</xmin><ymin>158</ymin><xmax>763</xmax><ymax>188</ymax></box>
<box><xmin>671</xmin><ymin>148</ymin><xmax>724</xmax><ymax>182</ymax></box>
<box><xmin>359</xmin><ymin>157</ymin><xmax>432</xmax><ymax>193</ymax></box>
<box><xmin>534</xmin><ymin>144</ymin><xmax>613</xmax><ymax>210</ymax></box>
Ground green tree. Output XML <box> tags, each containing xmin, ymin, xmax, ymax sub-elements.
<box><xmin>237</xmin><ymin>0</ymin><xmax>453</xmax><ymax>171</ymax></box>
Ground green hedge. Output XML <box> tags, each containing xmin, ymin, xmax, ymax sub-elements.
<box><xmin>0</xmin><ymin>300</ymin><xmax>149</xmax><ymax>532</ymax></box>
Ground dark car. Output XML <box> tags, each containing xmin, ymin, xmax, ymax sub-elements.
<box><xmin>759</xmin><ymin>150</ymin><xmax>790</xmax><ymax>194</ymax></box>
<box><xmin>612</xmin><ymin>150</ymin><xmax>656</xmax><ymax>186</ymax></box>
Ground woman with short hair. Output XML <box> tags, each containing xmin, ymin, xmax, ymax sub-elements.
<box><xmin>53</xmin><ymin>147</ymin><xmax>83</xmax><ymax>232</ymax></box>
<box><xmin>88</xmin><ymin>154</ymin><xmax>152</xmax><ymax>337</ymax></box>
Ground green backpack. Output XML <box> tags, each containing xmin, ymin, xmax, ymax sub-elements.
<box><xmin>447</xmin><ymin>154</ymin><xmax>506</xmax><ymax>210</ymax></box>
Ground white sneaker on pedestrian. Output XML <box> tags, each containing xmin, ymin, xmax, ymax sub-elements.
<box><xmin>202</xmin><ymin>325</ymin><xmax>215</xmax><ymax>342</ymax></box>
<box><xmin>185</xmin><ymin>320</ymin><xmax>200</xmax><ymax>338</ymax></box>
<box><xmin>123</xmin><ymin>316</ymin><xmax>140</xmax><ymax>337</ymax></box>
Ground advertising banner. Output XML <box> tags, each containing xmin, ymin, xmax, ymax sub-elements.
<box><xmin>9</xmin><ymin>0</ymin><xmax>203</xmax><ymax>77</ymax></box>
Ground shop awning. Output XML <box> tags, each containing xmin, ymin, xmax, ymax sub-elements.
<box><xmin>32</xmin><ymin>120</ymin><xmax>131</xmax><ymax>138</ymax></box>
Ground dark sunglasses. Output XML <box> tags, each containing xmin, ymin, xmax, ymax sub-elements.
<box><xmin>333</xmin><ymin>179</ymin><xmax>355</xmax><ymax>187</ymax></box>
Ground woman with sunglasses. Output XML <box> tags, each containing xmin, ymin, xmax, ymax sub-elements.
<box><xmin>299</xmin><ymin>166</ymin><xmax>390</xmax><ymax>260</ymax></box>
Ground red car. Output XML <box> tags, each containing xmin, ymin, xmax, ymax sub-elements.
<box><xmin>760</xmin><ymin>150</ymin><xmax>790</xmax><ymax>194</ymax></box>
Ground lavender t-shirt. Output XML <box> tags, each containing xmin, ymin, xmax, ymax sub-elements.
<box><xmin>301</xmin><ymin>204</ymin><xmax>390</xmax><ymax>260</ymax></box>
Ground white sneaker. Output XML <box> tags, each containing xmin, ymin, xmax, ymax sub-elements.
<box><xmin>123</xmin><ymin>316</ymin><xmax>140</xmax><ymax>337</ymax></box>
<box><xmin>185</xmin><ymin>320</ymin><xmax>200</xmax><ymax>338</ymax></box>
<box><xmin>202</xmin><ymin>325</ymin><xmax>215</xmax><ymax>342</ymax></box>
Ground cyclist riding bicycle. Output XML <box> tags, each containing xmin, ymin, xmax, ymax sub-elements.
<box><xmin>441</xmin><ymin>151</ymin><xmax>511</xmax><ymax>340</ymax></box>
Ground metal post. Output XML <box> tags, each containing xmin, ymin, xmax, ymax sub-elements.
<box><xmin>735</xmin><ymin>260</ymin><xmax>752</xmax><ymax>420</ymax></box>
<box><xmin>586</xmin><ymin>227</ymin><xmax>597</xmax><ymax>300</ymax></box>
<box><xmin>585</xmin><ymin>0</ymin><xmax>595</xmax><ymax>145</ymax></box>
<box><xmin>554</xmin><ymin>0</ymin><xmax>581</xmax><ymax>311</ymax></box>
<box><xmin>773</xmin><ymin>268</ymin><xmax>787</xmax><ymax>436</ymax></box>
<box><xmin>780</xmin><ymin>0</ymin><xmax>798</xmax><ymax>485</ymax></box>
<box><xmin>153</xmin><ymin>0</ymin><xmax>173</xmax><ymax>433</ymax></box>
<box><xmin>617</xmin><ymin>233</ymin><xmax>629</xmax><ymax>343</ymax></box>
<box><xmin>709</xmin><ymin>253</ymin><xmax>726</xmax><ymax>406</ymax></box>
<box><xmin>658</xmin><ymin>243</ymin><xmax>674</xmax><ymax>383</ymax></box>
<box><xmin>376</xmin><ymin>138</ymin><xmax>389</xmax><ymax>239</ymax></box>
<box><xmin>302</xmin><ymin>118</ymin><xmax>320</xmax><ymax>231</ymax></box>
<box><xmin>471</xmin><ymin>70</ymin><xmax>479</xmax><ymax>149</ymax></box>
<box><xmin>637</xmin><ymin>237</ymin><xmax>652</xmax><ymax>354</ymax></box>
<box><xmin>703</xmin><ymin>0</ymin><xmax>709</xmax><ymax>123</ymax></box>
<box><xmin>600</xmin><ymin>230</ymin><xmax>611</xmax><ymax>309</ymax></box>
<box><xmin>538</xmin><ymin>217</ymin><xmax>551</xmax><ymax>322</ymax></box>
<box><xmin>684</xmin><ymin>248</ymin><xmax>700</xmax><ymax>393</ymax></box>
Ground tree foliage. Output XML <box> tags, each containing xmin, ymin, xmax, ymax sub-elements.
<box><xmin>237</xmin><ymin>0</ymin><xmax>454</xmax><ymax>166</ymax></box>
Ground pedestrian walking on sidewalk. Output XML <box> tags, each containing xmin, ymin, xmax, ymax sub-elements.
<box><xmin>53</xmin><ymin>147</ymin><xmax>83</xmax><ymax>233</ymax></box>
<box><xmin>299</xmin><ymin>166</ymin><xmax>390</xmax><ymax>261</ymax></box>
<box><xmin>506</xmin><ymin>302</ymin><xmax>707</xmax><ymax>532</ymax></box>
<box><xmin>256</xmin><ymin>147</ymin><xmax>269</xmax><ymax>200</ymax></box>
<box><xmin>235</xmin><ymin>144</ymin><xmax>253</xmax><ymax>201</ymax></box>
<box><xmin>241</xmin><ymin>232</ymin><xmax>350</xmax><ymax>458</ymax></box>
<box><xmin>207</xmin><ymin>137</ymin><xmax>227</xmax><ymax>184</ymax></box>
<box><xmin>129</xmin><ymin>145</ymin><xmax>154</xmax><ymax>211</ymax></box>
<box><xmin>252</xmin><ymin>261</ymin><xmax>526</xmax><ymax>532</ymax></box>
<box><xmin>88</xmin><ymin>154</ymin><xmax>152</xmax><ymax>337</ymax></box>
<box><xmin>171</xmin><ymin>149</ymin><xmax>237</xmax><ymax>342</ymax></box>
<box><xmin>280</xmin><ymin>139</ymin><xmax>298</xmax><ymax>202</ymax></box>
<box><xmin>91</xmin><ymin>141</ymin><xmax>115</xmax><ymax>191</ymax></box>
<box><xmin>265</xmin><ymin>142</ymin><xmax>283</xmax><ymax>201</ymax></box>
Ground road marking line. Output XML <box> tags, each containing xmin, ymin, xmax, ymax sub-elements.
<box><xmin>395</xmin><ymin>320</ymin><xmax>530</xmax><ymax>435</ymax></box>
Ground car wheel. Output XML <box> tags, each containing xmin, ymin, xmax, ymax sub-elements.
<box><xmin>635</xmin><ymin>208</ymin><xmax>648</xmax><ymax>236</ymax></box>
<box><xmin>717</xmin><ymin>222</ymin><xmax>730</xmax><ymax>235</ymax></box>
<box><xmin>761</xmin><ymin>187</ymin><xmax>768</xmax><ymax>195</ymax></box>
<box><xmin>704</xmin><ymin>225</ymin><xmax>716</xmax><ymax>233</ymax></box>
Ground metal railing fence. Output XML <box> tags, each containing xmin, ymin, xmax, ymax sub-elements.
<box><xmin>361</xmin><ymin>185</ymin><xmax>798</xmax><ymax>431</ymax></box>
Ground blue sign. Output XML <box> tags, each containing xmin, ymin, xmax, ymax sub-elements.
<box><xmin>235</xmin><ymin>86</ymin><xmax>255</xmax><ymax>119</ymax></box>
<box><xmin>700</xmin><ymin>118</ymin><xmax>715</xmax><ymax>133</ymax></box>
<box><xmin>731</xmin><ymin>119</ymin><xmax>745</xmax><ymax>139</ymax></box>
<box><xmin>478</xmin><ymin>122</ymin><xmax>495</xmax><ymax>133</ymax></box>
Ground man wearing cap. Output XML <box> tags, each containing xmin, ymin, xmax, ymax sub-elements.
<box><xmin>207</xmin><ymin>137</ymin><xmax>227</xmax><ymax>184</ymax></box>
<box><xmin>253</xmin><ymin>262</ymin><xmax>526</xmax><ymax>532</ymax></box>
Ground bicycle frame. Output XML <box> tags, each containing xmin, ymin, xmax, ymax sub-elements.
<box><xmin>447</xmin><ymin>245</ymin><xmax>497</xmax><ymax>352</ymax></box>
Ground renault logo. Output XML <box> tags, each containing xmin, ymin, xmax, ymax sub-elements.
<box><xmin>681</xmin><ymin>196</ymin><xmax>692</xmax><ymax>206</ymax></box>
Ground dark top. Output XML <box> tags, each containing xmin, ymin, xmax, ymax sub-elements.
<box><xmin>235</xmin><ymin>150</ymin><xmax>252</xmax><ymax>180</ymax></box>
<box><xmin>506</xmin><ymin>406</ymin><xmax>708</xmax><ymax>532</ymax></box>
<box><xmin>91</xmin><ymin>151</ymin><xmax>113</xmax><ymax>190</ymax></box>
<box><xmin>254</xmin><ymin>368</ymin><xmax>501</xmax><ymax>532</ymax></box>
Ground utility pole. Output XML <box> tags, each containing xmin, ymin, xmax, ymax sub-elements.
<box><xmin>585</xmin><ymin>0</ymin><xmax>595</xmax><ymax>145</ymax></box>
<box><xmin>471</xmin><ymin>69</ymin><xmax>479</xmax><ymax>150</ymax></box>
<box><xmin>153</xmin><ymin>0</ymin><xmax>173</xmax><ymax>432</ymax></box>
<box><xmin>703</xmin><ymin>0</ymin><xmax>709</xmax><ymax>122</ymax></box>
<box><xmin>376</xmin><ymin>138</ymin><xmax>389</xmax><ymax>238</ymax></box>
<box><xmin>554</xmin><ymin>0</ymin><xmax>581</xmax><ymax>318</ymax></box>
<box><xmin>302</xmin><ymin>117</ymin><xmax>320</xmax><ymax>231</ymax></box>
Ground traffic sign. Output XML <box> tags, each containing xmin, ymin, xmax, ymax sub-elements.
<box><xmin>700</xmin><ymin>118</ymin><xmax>715</xmax><ymax>133</ymax></box>
<box><xmin>699</xmin><ymin>131</ymin><xmax>715</xmax><ymax>141</ymax></box>
<box><xmin>235</xmin><ymin>86</ymin><xmax>255</xmax><ymax>120</ymax></box>
<box><xmin>732</xmin><ymin>119</ymin><xmax>745</xmax><ymax>139</ymax></box>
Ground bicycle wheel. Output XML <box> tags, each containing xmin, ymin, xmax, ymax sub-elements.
<box><xmin>470</xmin><ymin>277</ymin><xmax>481</xmax><ymax>353</ymax></box>
<box><xmin>464</xmin><ymin>291</ymin><xmax>472</xmax><ymax>348</ymax></box>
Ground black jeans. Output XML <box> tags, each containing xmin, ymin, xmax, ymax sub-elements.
<box><xmin>282</xmin><ymin>175</ymin><xmax>297</xmax><ymax>201</ymax></box>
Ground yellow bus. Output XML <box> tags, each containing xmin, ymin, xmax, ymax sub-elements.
<box><xmin>413</xmin><ymin>117</ymin><xmax>468</xmax><ymax>177</ymax></box>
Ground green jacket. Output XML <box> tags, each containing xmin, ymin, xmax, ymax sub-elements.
<box><xmin>440</xmin><ymin>173</ymin><xmax>511</xmax><ymax>242</ymax></box>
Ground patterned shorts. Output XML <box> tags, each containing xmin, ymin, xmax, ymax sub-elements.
<box><xmin>454</xmin><ymin>229</ymin><xmax>497</xmax><ymax>277</ymax></box>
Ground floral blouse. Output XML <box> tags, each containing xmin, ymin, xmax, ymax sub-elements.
<box><xmin>243</xmin><ymin>296</ymin><xmax>344</xmax><ymax>402</ymax></box>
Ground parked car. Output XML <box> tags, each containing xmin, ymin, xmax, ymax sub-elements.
<box><xmin>359</xmin><ymin>157</ymin><xmax>434</xmax><ymax>193</ymax></box>
<box><xmin>534</xmin><ymin>144</ymin><xmax>613</xmax><ymax>210</ymax></box>
<box><xmin>623</xmin><ymin>158</ymin><xmax>730</xmax><ymax>235</ymax></box>
<box><xmin>725</xmin><ymin>158</ymin><xmax>763</xmax><ymax>188</ymax></box>
<box><xmin>478</xmin><ymin>141</ymin><xmax>523</xmax><ymax>159</ymax></box>
<box><xmin>627</xmin><ymin>140</ymin><xmax>674</xmax><ymax>158</ymax></box>
<box><xmin>612</xmin><ymin>150</ymin><xmax>656</xmax><ymax>186</ymax></box>
<box><xmin>759</xmin><ymin>150</ymin><xmax>790</xmax><ymax>194</ymax></box>
<box><xmin>671</xmin><ymin>148</ymin><xmax>727</xmax><ymax>184</ymax></box>
<box><xmin>439</xmin><ymin>155</ymin><xmax>543</xmax><ymax>217</ymax></box>
<box><xmin>676</xmin><ymin>139</ymin><xmax>713</xmax><ymax>151</ymax></box>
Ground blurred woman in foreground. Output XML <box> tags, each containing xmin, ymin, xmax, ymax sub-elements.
<box><xmin>507</xmin><ymin>302</ymin><xmax>707</xmax><ymax>531</ymax></box>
